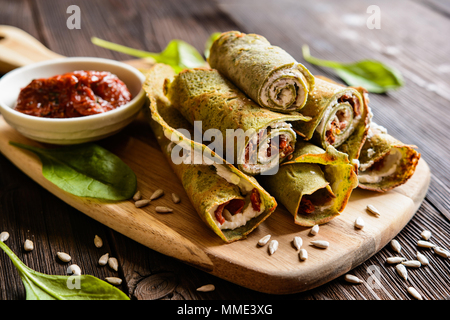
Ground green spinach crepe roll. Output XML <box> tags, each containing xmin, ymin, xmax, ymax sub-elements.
<box><xmin>292</xmin><ymin>77</ymin><xmax>370</xmax><ymax>161</ymax></box>
<box><xmin>258</xmin><ymin>141</ymin><xmax>358</xmax><ymax>226</ymax></box>
<box><xmin>358</xmin><ymin>122</ymin><xmax>421</xmax><ymax>192</ymax></box>
<box><xmin>208</xmin><ymin>31</ymin><xmax>314</xmax><ymax>113</ymax></box>
<box><xmin>144</xmin><ymin>63</ymin><xmax>277</xmax><ymax>243</ymax></box>
<box><xmin>164</xmin><ymin>68</ymin><xmax>311</xmax><ymax>176</ymax></box>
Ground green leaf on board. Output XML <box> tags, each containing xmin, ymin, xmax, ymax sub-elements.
<box><xmin>204</xmin><ymin>32</ymin><xmax>222</xmax><ymax>59</ymax></box>
<box><xmin>10</xmin><ymin>142</ymin><xmax>136</xmax><ymax>201</ymax></box>
<box><xmin>0</xmin><ymin>240</ymin><xmax>129</xmax><ymax>300</ymax></box>
<box><xmin>91</xmin><ymin>37</ymin><xmax>206</xmax><ymax>73</ymax></box>
<box><xmin>302</xmin><ymin>45</ymin><xmax>404</xmax><ymax>93</ymax></box>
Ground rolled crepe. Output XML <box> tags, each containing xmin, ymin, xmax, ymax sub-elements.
<box><xmin>143</xmin><ymin>63</ymin><xmax>277</xmax><ymax>243</ymax></box>
<box><xmin>358</xmin><ymin>122</ymin><xmax>421</xmax><ymax>192</ymax></box>
<box><xmin>292</xmin><ymin>77</ymin><xmax>370</xmax><ymax>161</ymax></box>
<box><xmin>164</xmin><ymin>68</ymin><xmax>311</xmax><ymax>176</ymax></box>
<box><xmin>258</xmin><ymin>141</ymin><xmax>358</xmax><ymax>226</ymax></box>
<box><xmin>208</xmin><ymin>31</ymin><xmax>314</xmax><ymax>113</ymax></box>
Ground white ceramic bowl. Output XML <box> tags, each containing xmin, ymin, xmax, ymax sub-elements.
<box><xmin>0</xmin><ymin>57</ymin><xmax>146</xmax><ymax>145</ymax></box>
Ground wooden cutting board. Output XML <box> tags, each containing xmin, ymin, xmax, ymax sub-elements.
<box><xmin>0</xmin><ymin>26</ymin><xmax>431</xmax><ymax>294</ymax></box>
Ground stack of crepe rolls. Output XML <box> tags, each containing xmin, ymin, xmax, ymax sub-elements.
<box><xmin>164</xmin><ymin>68</ymin><xmax>311</xmax><ymax>176</ymax></box>
<box><xmin>292</xmin><ymin>76</ymin><xmax>371</xmax><ymax>162</ymax></box>
<box><xmin>208</xmin><ymin>31</ymin><xmax>315</xmax><ymax>113</ymax></box>
<box><xmin>143</xmin><ymin>64</ymin><xmax>277</xmax><ymax>243</ymax></box>
<box><xmin>358</xmin><ymin>122</ymin><xmax>421</xmax><ymax>192</ymax></box>
<box><xmin>258</xmin><ymin>141</ymin><xmax>358</xmax><ymax>226</ymax></box>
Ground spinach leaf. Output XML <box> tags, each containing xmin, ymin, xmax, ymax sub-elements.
<box><xmin>91</xmin><ymin>37</ymin><xmax>206</xmax><ymax>73</ymax></box>
<box><xmin>10</xmin><ymin>142</ymin><xmax>136</xmax><ymax>201</ymax></box>
<box><xmin>0</xmin><ymin>240</ymin><xmax>129</xmax><ymax>300</ymax></box>
<box><xmin>204</xmin><ymin>32</ymin><xmax>221</xmax><ymax>59</ymax></box>
<box><xmin>302</xmin><ymin>45</ymin><xmax>404</xmax><ymax>93</ymax></box>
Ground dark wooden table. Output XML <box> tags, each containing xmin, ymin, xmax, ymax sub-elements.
<box><xmin>1</xmin><ymin>0</ymin><xmax>450</xmax><ymax>302</ymax></box>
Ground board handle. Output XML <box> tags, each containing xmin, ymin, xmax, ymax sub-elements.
<box><xmin>0</xmin><ymin>25</ymin><xmax>64</xmax><ymax>74</ymax></box>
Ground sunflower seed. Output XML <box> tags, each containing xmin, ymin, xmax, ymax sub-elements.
<box><xmin>417</xmin><ymin>240</ymin><xmax>435</xmax><ymax>248</ymax></box>
<box><xmin>150</xmin><ymin>189</ymin><xmax>164</xmax><ymax>200</ymax></box>
<box><xmin>257</xmin><ymin>234</ymin><xmax>271</xmax><ymax>247</ymax></box>
<box><xmin>108</xmin><ymin>257</ymin><xmax>119</xmax><ymax>271</ymax></box>
<box><xmin>299</xmin><ymin>249</ymin><xmax>308</xmax><ymax>261</ymax></box>
<box><xmin>420</xmin><ymin>230</ymin><xmax>431</xmax><ymax>241</ymax></box>
<box><xmin>269</xmin><ymin>240</ymin><xmax>278</xmax><ymax>255</ymax></box>
<box><xmin>293</xmin><ymin>236</ymin><xmax>303</xmax><ymax>250</ymax></box>
<box><xmin>155</xmin><ymin>206</ymin><xmax>173</xmax><ymax>213</ymax></box>
<box><xmin>345</xmin><ymin>274</ymin><xmax>363</xmax><ymax>284</ymax></box>
<box><xmin>24</xmin><ymin>239</ymin><xmax>34</xmax><ymax>251</ymax></box>
<box><xmin>99</xmin><ymin>253</ymin><xmax>109</xmax><ymax>266</ymax></box>
<box><xmin>57</xmin><ymin>252</ymin><xmax>72</xmax><ymax>263</ymax></box>
<box><xmin>67</xmin><ymin>264</ymin><xmax>82</xmax><ymax>276</ymax></box>
<box><xmin>395</xmin><ymin>264</ymin><xmax>408</xmax><ymax>281</ymax></box>
<box><xmin>407</xmin><ymin>287</ymin><xmax>423</xmax><ymax>300</ymax></box>
<box><xmin>197</xmin><ymin>284</ymin><xmax>215</xmax><ymax>292</ymax></box>
<box><xmin>133</xmin><ymin>190</ymin><xmax>141</xmax><ymax>201</ymax></box>
<box><xmin>310</xmin><ymin>240</ymin><xmax>329</xmax><ymax>249</ymax></box>
<box><xmin>355</xmin><ymin>217</ymin><xmax>365</xmax><ymax>229</ymax></box>
<box><xmin>433</xmin><ymin>246</ymin><xmax>450</xmax><ymax>258</ymax></box>
<box><xmin>0</xmin><ymin>231</ymin><xmax>9</xmax><ymax>242</ymax></box>
<box><xmin>94</xmin><ymin>235</ymin><xmax>103</xmax><ymax>248</ymax></box>
<box><xmin>386</xmin><ymin>257</ymin><xmax>406</xmax><ymax>264</ymax></box>
<box><xmin>105</xmin><ymin>277</ymin><xmax>122</xmax><ymax>286</ymax></box>
<box><xmin>366</xmin><ymin>204</ymin><xmax>380</xmax><ymax>217</ymax></box>
<box><xmin>390</xmin><ymin>239</ymin><xmax>401</xmax><ymax>253</ymax></box>
<box><xmin>310</xmin><ymin>224</ymin><xmax>319</xmax><ymax>236</ymax></box>
<box><xmin>401</xmin><ymin>260</ymin><xmax>421</xmax><ymax>268</ymax></box>
<box><xmin>135</xmin><ymin>199</ymin><xmax>150</xmax><ymax>208</ymax></box>
<box><xmin>171</xmin><ymin>193</ymin><xmax>181</xmax><ymax>204</ymax></box>
<box><xmin>416</xmin><ymin>251</ymin><xmax>429</xmax><ymax>266</ymax></box>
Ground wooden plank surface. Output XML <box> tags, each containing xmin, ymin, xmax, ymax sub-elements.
<box><xmin>1</xmin><ymin>0</ymin><xmax>449</xmax><ymax>300</ymax></box>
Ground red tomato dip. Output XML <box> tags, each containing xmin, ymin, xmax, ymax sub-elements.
<box><xmin>14</xmin><ymin>70</ymin><xmax>132</xmax><ymax>118</ymax></box>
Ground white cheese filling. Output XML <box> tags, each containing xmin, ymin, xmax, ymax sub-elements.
<box><xmin>358</xmin><ymin>148</ymin><xmax>402</xmax><ymax>184</ymax></box>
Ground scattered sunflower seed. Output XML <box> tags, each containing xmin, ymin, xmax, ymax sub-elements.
<box><xmin>94</xmin><ymin>235</ymin><xmax>103</xmax><ymax>248</ymax></box>
<box><xmin>293</xmin><ymin>236</ymin><xmax>303</xmax><ymax>251</ymax></box>
<box><xmin>395</xmin><ymin>264</ymin><xmax>408</xmax><ymax>281</ymax></box>
<box><xmin>135</xmin><ymin>199</ymin><xmax>150</xmax><ymax>208</ymax></box>
<box><xmin>310</xmin><ymin>224</ymin><xmax>319</xmax><ymax>236</ymax></box>
<box><xmin>366</xmin><ymin>204</ymin><xmax>380</xmax><ymax>217</ymax></box>
<box><xmin>150</xmin><ymin>189</ymin><xmax>164</xmax><ymax>200</ymax></box>
<box><xmin>407</xmin><ymin>287</ymin><xmax>423</xmax><ymax>300</ymax></box>
<box><xmin>420</xmin><ymin>230</ymin><xmax>431</xmax><ymax>241</ymax></box>
<box><xmin>390</xmin><ymin>239</ymin><xmax>401</xmax><ymax>253</ymax></box>
<box><xmin>56</xmin><ymin>252</ymin><xmax>72</xmax><ymax>263</ymax></box>
<box><xmin>67</xmin><ymin>264</ymin><xmax>82</xmax><ymax>276</ymax></box>
<box><xmin>355</xmin><ymin>217</ymin><xmax>365</xmax><ymax>229</ymax></box>
<box><xmin>416</xmin><ymin>251</ymin><xmax>429</xmax><ymax>266</ymax></box>
<box><xmin>105</xmin><ymin>277</ymin><xmax>122</xmax><ymax>286</ymax></box>
<box><xmin>24</xmin><ymin>239</ymin><xmax>34</xmax><ymax>252</ymax></box>
<box><xmin>417</xmin><ymin>240</ymin><xmax>435</xmax><ymax>248</ymax></box>
<box><xmin>299</xmin><ymin>249</ymin><xmax>308</xmax><ymax>261</ymax></box>
<box><xmin>0</xmin><ymin>231</ymin><xmax>9</xmax><ymax>242</ymax></box>
<box><xmin>401</xmin><ymin>260</ymin><xmax>421</xmax><ymax>268</ymax></box>
<box><xmin>197</xmin><ymin>284</ymin><xmax>215</xmax><ymax>292</ymax></box>
<box><xmin>257</xmin><ymin>234</ymin><xmax>271</xmax><ymax>247</ymax></box>
<box><xmin>155</xmin><ymin>206</ymin><xmax>173</xmax><ymax>213</ymax></box>
<box><xmin>171</xmin><ymin>193</ymin><xmax>181</xmax><ymax>204</ymax></box>
<box><xmin>386</xmin><ymin>257</ymin><xmax>406</xmax><ymax>264</ymax></box>
<box><xmin>433</xmin><ymin>246</ymin><xmax>450</xmax><ymax>258</ymax></box>
<box><xmin>269</xmin><ymin>240</ymin><xmax>278</xmax><ymax>255</ymax></box>
<box><xmin>345</xmin><ymin>274</ymin><xmax>363</xmax><ymax>284</ymax></box>
<box><xmin>133</xmin><ymin>190</ymin><xmax>141</xmax><ymax>201</ymax></box>
<box><xmin>108</xmin><ymin>257</ymin><xmax>119</xmax><ymax>271</ymax></box>
<box><xmin>310</xmin><ymin>240</ymin><xmax>329</xmax><ymax>249</ymax></box>
<box><xmin>99</xmin><ymin>253</ymin><xmax>109</xmax><ymax>266</ymax></box>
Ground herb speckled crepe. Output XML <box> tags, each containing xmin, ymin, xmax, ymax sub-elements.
<box><xmin>358</xmin><ymin>123</ymin><xmax>421</xmax><ymax>192</ymax></box>
<box><xmin>258</xmin><ymin>141</ymin><xmax>358</xmax><ymax>226</ymax></box>
<box><xmin>143</xmin><ymin>64</ymin><xmax>277</xmax><ymax>243</ymax></box>
<box><xmin>292</xmin><ymin>77</ymin><xmax>371</xmax><ymax>161</ymax></box>
<box><xmin>164</xmin><ymin>68</ymin><xmax>311</xmax><ymax>176</ymax></box>
<box><xmin>208</xmin><ymin>31</ymin><xmax>314</xmax><ymax>113</ymax></box>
